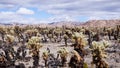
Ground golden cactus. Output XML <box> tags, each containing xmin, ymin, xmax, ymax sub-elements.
<box><xmin>71</xmin><ymin>50</ymin><xmax>83</xmax><ymax>62</ymax></box>
<box><xmin>58</xmin><ymin>48</ymin><xmax>68</xmax><ymax>66</ymax></box>
<box><xmin>0</xmin><ymin>26</ymin><xmax>6</xmax><ymax>41</ymax></box>
<box><xmin>13</xmin><ymin>25</ymin><xmax>22</xmax><ymax>34</ymax></box>
<box><xmin>58</xmin><ymin>48</ymin><xmax>68</xmax><ymax>58</ymax></box>
<box><xmin>42</xmin><ymin>51</ymin><xmax>49</xmax><ymax>60</ymax></box>
<box><xmin>27</xmin><ymin>36</ymin><xmax>42</xmax><ymax>51</ymax></box>
<box><xmin>91</xmin><ymin>40</ymin><xmax>110</xmax><ymax>68</ymax></box>
<box><xmin>0</xmin><ymin>26</ymin><xmax>6</xmax><ymax>35</ymax></box>
<box><xmin>42</xmin><ymin>50</ymin><xmax>50</xmax><ymax>66</ymax></box>
<box><xmin>5</xmin><ymin>34</ymin><xmax>15</xmax><ymax>43</ymax></box>
<box><xmin>72</xmin><ymin>32</ymin><xmax>87</xmax><ymax>48</ymax></box>
<box><xmin>63</xmin><ymin>34</ymin><xmax>68</xmax><ymax>46</ymax></box>
<box><xmin>24</xmin><ymin>29</ymin><xmax>39</xmax><ymax>37</ymax></box>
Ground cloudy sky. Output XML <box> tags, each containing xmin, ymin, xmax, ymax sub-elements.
<box><xmin>0</xmin><ymin>0</ymin><xmax>120</xmax><ymax>24</ymax></box>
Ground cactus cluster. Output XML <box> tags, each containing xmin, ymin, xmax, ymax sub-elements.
<box><xmin>91</xmin><ymin>40</ymin><xmax>110</xmax><ymax>68</ymax></box>
<box><xmin>71</xmin><ymin>50</ymin><xmax>83</xmax><ymax>62</ymax></box>
<box><xmin>0</xmin><ymin>25</ymin><xmax>118</xmax><ymax>68</ymax></box>
<box><xmin>57</xmin><ymin>48</ymin><xmax>68</xmax><ymax>58</ymax></box>
<box><xmin>57</xmin><ymin>48</ymin><xmax>68</xmax><ymax>66</ymax></box>
<box><xmin>27</xmin><ymin>36</ymin><xmax>42</xmax><ymax>51</ymax></box>
<box><xmin>42</xmin><ymin>50</ymin><xmax>50</xmax><ymax>66</ymax></box>
<box><xmin>24</xmin><ymin>29</ymin><xmax>38</xmax><ymax>37</ymax></box>
<box><xmin>5</xmin><ymin>34</ymin><xmax>15</xmax><ymax>43</ymax></box>
<box><xmin>72</xmin><ymin>32</ymin><xmax>87</xmax><ymax>48</ymax></box>
<box><xmin>0</xmin><ymin>26</ymin><xmax>6</xmax><ymax>34</ymax></box>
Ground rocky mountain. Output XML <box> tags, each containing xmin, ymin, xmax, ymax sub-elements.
<box><xmin>81</xmin><ymin>19</ymin><xmax>120</xmax><ymax>27</ymax></box>
<box><xmin>47</xmin><ymin>19</ymin><xmax>120</xmax><ymax>27</ymax></box>
<box><xmin>0</xmin><ymin>19</ymin><xmax>120</xmax><ymax>27</ymax></box>
<box><xmin>48</xmin><ymin>21</ymin><xmax>80</xmax><ymax>27</ymax></box>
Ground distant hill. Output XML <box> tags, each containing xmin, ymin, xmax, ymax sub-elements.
<box><xmin>48</xmin><ymin>21</ymin><xmax>81</xmax><ymax>27</ymax></box>
<box><xmin>81</xmin><ymin>19</ymin><xmax>120</xmax><ymax>27</ymax></box>
<box><xmin>0</xmin><ymin>19</ymin><xmax>120</xmax><ymax>27</ymax></box>
<box><xmin>0</xmin><ymin>22</ymin><xmax>24</xmax><ymax>26</ymax></box>
<box><xmin>47</xmin><ymin>20</ymin><xmax>120</xmax><ymax>27</ymax></box>
<box><xmin>0</xmin><ymin>23</ymin><xmax>12</xmax><ymax>25</ymax></box>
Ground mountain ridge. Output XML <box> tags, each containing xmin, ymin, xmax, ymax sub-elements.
<box><xmin>0</xmin><ymin>19</ymin><xmax>120</xmax><ymax>27</ymax></box>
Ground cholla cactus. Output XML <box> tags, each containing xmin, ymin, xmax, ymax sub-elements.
<box><xmin>0</xmin><ymin>54</ymin><xmax>6</xmax><ymax>63</ymax></box>
<box><xmin>56</xmin><ymin>28</ymin><xmax>62</xmax><ymax>33</ymax></box>
<box><xmin>57</xmin><ymin>48</ymin><xmax>68</xmax><ymax>66</ymax></box>
<box><xmin>0</xmin><ymin>26</ymin><xmax>6</xmax><ymax>34</ymax></box>
<box><xmin>71</xmin><ymin>32</ymin><xmax>88</xmax><ymax>68</ymax></box>
<box><xmin>91</xmin><ymin>40</ymin><xmax>109</xmax><ymax>57</ymax></box>
<box><xmin>42</xmin><ymin>51</ymin><xmax>49</xmax><ymax>61</ymax></box>
<box><xmin>91</xmin><ymin>40</ymin><xmax>109</xmax><ymax>68</ymax></box>
<box><xmin>65</xmin><ymin>30</ymin><xmax>72</xmax><ymax>33</ymax></box>
<box><xmin>65</xmin><ymin>30</ymin><xmax>72</xmax><ymax>35</ymax></box>
<box><xmin>107</xmin><ymin>27</ymin><xmax>112</xmax><ymax>40</ymax></box>
<box><xmin>0</xmin><ymin>26</ymin><xmax>6</xmax><ymax>41</ymax></box>
<box><xmin>24</xmin><ymin>29</ymin><xmax>39</xmax><ymax>38</ymax></box>
<box><xmin>63</xmin><ymin>34</ymin><xmax>68</xmax><ymax>46</ymax></box>
<box><xmin>27</xmin><ymin>36</ymin><xmax>42</xmax><ymax>67</ymax></box>
<box><xmin>43</xmin><ymin>29</ymin><xmax>49</xmax><ymax>34</ymax></box>
<box><xmin>72</xmin><ymin>32</ymin><xmax>87</xmax><ymax>48</ymax></box>
<box><xmin>80</xmin><ymin>28</ymin><xmax>85</xmax><ymax>33</ymax></box>
<box><xmin>58</xmin><ymin>48</ymin><xmax>68</xmax><ymax>58</ymax></box>
<box><xmin>48</xmin><ymin>34</ymin><xmax>52</xmax><ymax>42</ymax></box>
<box><xmin>8</xmin><ymin>29</ymin><xmax>15</xmax><ymax>36</ymax></box>
<box><xmin>5</xmin><ymin>34</ymin><xmax>15</xmax><ymax>44</ymax></box>
<box><xmin>53</xmin><ymin>35</ymin><xmax>57</xmax><ymax>42</ymax></box>
<box><xmin>13</xmin><ymin>25</ymin><xmax>22</xmax><ymax>34</ymax></box>
<box><xmin>71</xmin><ymin>50</ymin><xmax>83</xmax><ymax>62</ymax></box>
<box><xmin>54</xmin><ymin>28</ymin><xmax>62</xmax><ymax>38</ymax></box>
<box><xmin>27</xmin><ymin>36</ymin><xmax>42</xmax><ymax>51</ymax></box>
<box><xmin>12</xmin><ymin>25</ymin><xmax>25</xmax><ymax>42</ymax></box>
<box><xmin>69</xmin><ymin>50</ymin><xmax>84</xmax><ymax>68</ymax></box>
<box><xmin>42</xmin><ymin>50</ymin><xmax>50</xmax><ymax>66</ymax></box>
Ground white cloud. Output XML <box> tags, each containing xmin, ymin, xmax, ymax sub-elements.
<box><xmin>0</xmin><ymin>4</ymin><xmax>15</xmax><ymax>9</ymax></box>
<box><xmin>48</xmin><ymin>15</ymin><xmax>76</xmax><ymax>22</ymax></box>
<box><xmin>0</xmin><ymin>11</ymin><xmax>36</xmax><ymax>24</ymax></box>
<box><xmin>16</xmin><ymin>7</ymin><xmax>34</xmax><ymax>15</ymax></box>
